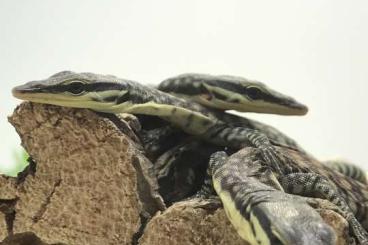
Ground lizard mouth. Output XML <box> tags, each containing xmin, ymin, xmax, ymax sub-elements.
<box><xmin>234</xmin><ymin>98</ymin><xmax>309</xmax><ymax>116</ymax></box>
<box><xmin>12</xmin><ymin>85</ymin><xmax>120</xmax><ymax>113</ymax></box>
<box><xmin>195</xmin><ymin>94</ymin><xmax>308</xmax><ymax>116</ymax></box>
<box><xmin>237</xmin><ymin>102</ymin><xmax>308</xmax><ymax>115</ymax></box>
<box><xmin>282</xmin><ymin>101</ymin><xmax>308</xmax><ymax>115</ymax></box>
<box><xmin>12</xmin><ymin>85</ymin><xmax>42</xmax><ymax>97</ymax></box>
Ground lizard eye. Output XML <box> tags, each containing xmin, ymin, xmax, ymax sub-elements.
<box><xmin>67</xmin><ymin>81</ymin><xmax>85</xmax><ymax>95</ymax></box>
<box><xmin>246</xmin><ymin>86</ymin><xmax>263</xmax><ymax>100</ymax></box>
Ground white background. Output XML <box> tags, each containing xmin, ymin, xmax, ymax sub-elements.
<box><xmin>0</xmin><ymin>0</ymin><xmax>367</xmax><ymax>174</ymax></box>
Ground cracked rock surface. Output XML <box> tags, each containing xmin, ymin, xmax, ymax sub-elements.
<box><xmin>1</xmin><ymin>103</ymin><xmax>163</xmax><ymax>244</ymax></box>
<box><xmin>1</xmin><ymin>102</ymin><xmax>349</xmax><ymax>245</ymax></box>
<box><xmin>139</xmin><ymin>199</ymin><xmax>246</xmax><ymax>245</ymax></box>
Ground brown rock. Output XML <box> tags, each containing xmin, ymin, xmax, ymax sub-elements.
<box><xmin>2</xmin><ymin>103</ymin><xmax>163</xmax><ymax>244</ymax></box>
<box><xmin>319</xmin><ymin>209</ymin><xmax>349</xmax><ymax>245</ymax></box>
<box><xmin>0</xmin><ymin>232</ymin><xmax>65</xmax><ymax>245</ymax></box>
<box><xmin>139</xmin><ymin>199</ymin><xmax>247</xmax><ymax>245</ymax></box>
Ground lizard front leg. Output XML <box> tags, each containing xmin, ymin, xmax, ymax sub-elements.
<box><xmin>203</xmin><ymin>124</ymin><xmax>294</xmax><ymax>175</ymax></box>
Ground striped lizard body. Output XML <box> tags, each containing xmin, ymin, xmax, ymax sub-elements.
<box><xmin>159</xmin><ymin>73</ymin><xmax>367</xmax><ymax>183</ymax></box>
<box><xmin>12</xmin><ymin>71</ymin><xmax>304</xmax><ymax>173</ymax></box>
<box><xmin>209</xmin><ymin>149</ymin><xmax>337</xmax><ymax>245</ymax></box>
<box><xmin>12</xmin><ymin>71</ymin><xmax>368</xmax><ymax>244</ymax></box>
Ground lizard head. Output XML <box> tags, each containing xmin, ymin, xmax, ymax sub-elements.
<box><xmin>12</xmin><ymin>71</ymin><xmax>133</xmax><ymax>113</ymax></box>
<box><xmin>159</xmin><ymin>73</ymin><xmax>308</xmax><ymax>116</ymax></box>
<box><xmin>263</xmin><ymin>202</ymin><xmax>337</xmax><ymax>245</ymax></box>
<box><xmin>210</xmin><ymin>149</ymin><xmax>337</xmax><ymax>245</ymax></box>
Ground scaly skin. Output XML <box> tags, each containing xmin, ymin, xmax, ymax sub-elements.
<box><xmin>11</xmin><ymin>71</ymin><xmax>368</xmax><ymax>244</ymax></box>
<box><xmin>158</xmin><ymin>73</ymin><xmax>366</xmax><ymax>182</ymax></box>
<box><xmin>159</xmin><ymin>73</ymin><xmax>308</xmax><ymax>115</ymax></box>
<box><xmin>159</xmin><ymin>74</ymin><xmax>368</xmax><ymax>243</ymax></box>
<box><xmin>324</xmin><ymin>159</ymin><xmax>367</xmax><ymax>184</ymax></box>
<box><xmin>270</xmin><ymin>147</ymin><xmax>368</xmax><ymax>244</ymax></box>
<box><xmin>158</xmin><ymin>73</ymin><xmax>307</xmax><ymax>150</ymax></box>
<box><xmin>193</xmin><ymin>145</ymin><xmax>368</xmax><ymax>243</ymax></box>
<box><xmin>12</xmin><ymin>71</ymin><xmax>301</xmax><ymax>177</ymax></box>
<box><xmin>154</xmin><ymin>140</ymin><xmax>222</xmax><ymax>204</ymax></box>
<box><xmin>209</xmin><ymin>147</ymin><xmax>368</xmax><ymax>244</ymax></box>
<box><xmin>209</xmin><ymin>149</ymin><xmax>337</xmax><ymax>245</ymax></box>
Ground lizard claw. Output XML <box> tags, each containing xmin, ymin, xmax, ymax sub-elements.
<box><xmin>259</xmin><ymin>145</ymin><xmax>297</xmax><ymax>174</ymax></box>
<box><xmin>259</xmin><ymin>145</ymin><xmax>285</xmax><ymax>174</ymax></box>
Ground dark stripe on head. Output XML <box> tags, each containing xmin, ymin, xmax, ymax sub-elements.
<box><xmin>208</xmin><ymin>80</ymin><xmax>301</xmax><ymax>108</ymax></box>
<box><xmin>161</xmin><ymin>77</ymin><xmax>297</xmax><ymax>106</ymax></box>
<box><xmin>206</xmin><ymin>80</ymin><xmax>246</xmax><ymax>94</ymax></box>
<box><xmin>46</xmin><ymin>82</ymin><xmax>126</xmax><ymax>94</ymax></box>
<box><xmin>205</xmin><ymin>80</ymin><xmax>290</xmax><ymax>105</ymax></box>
